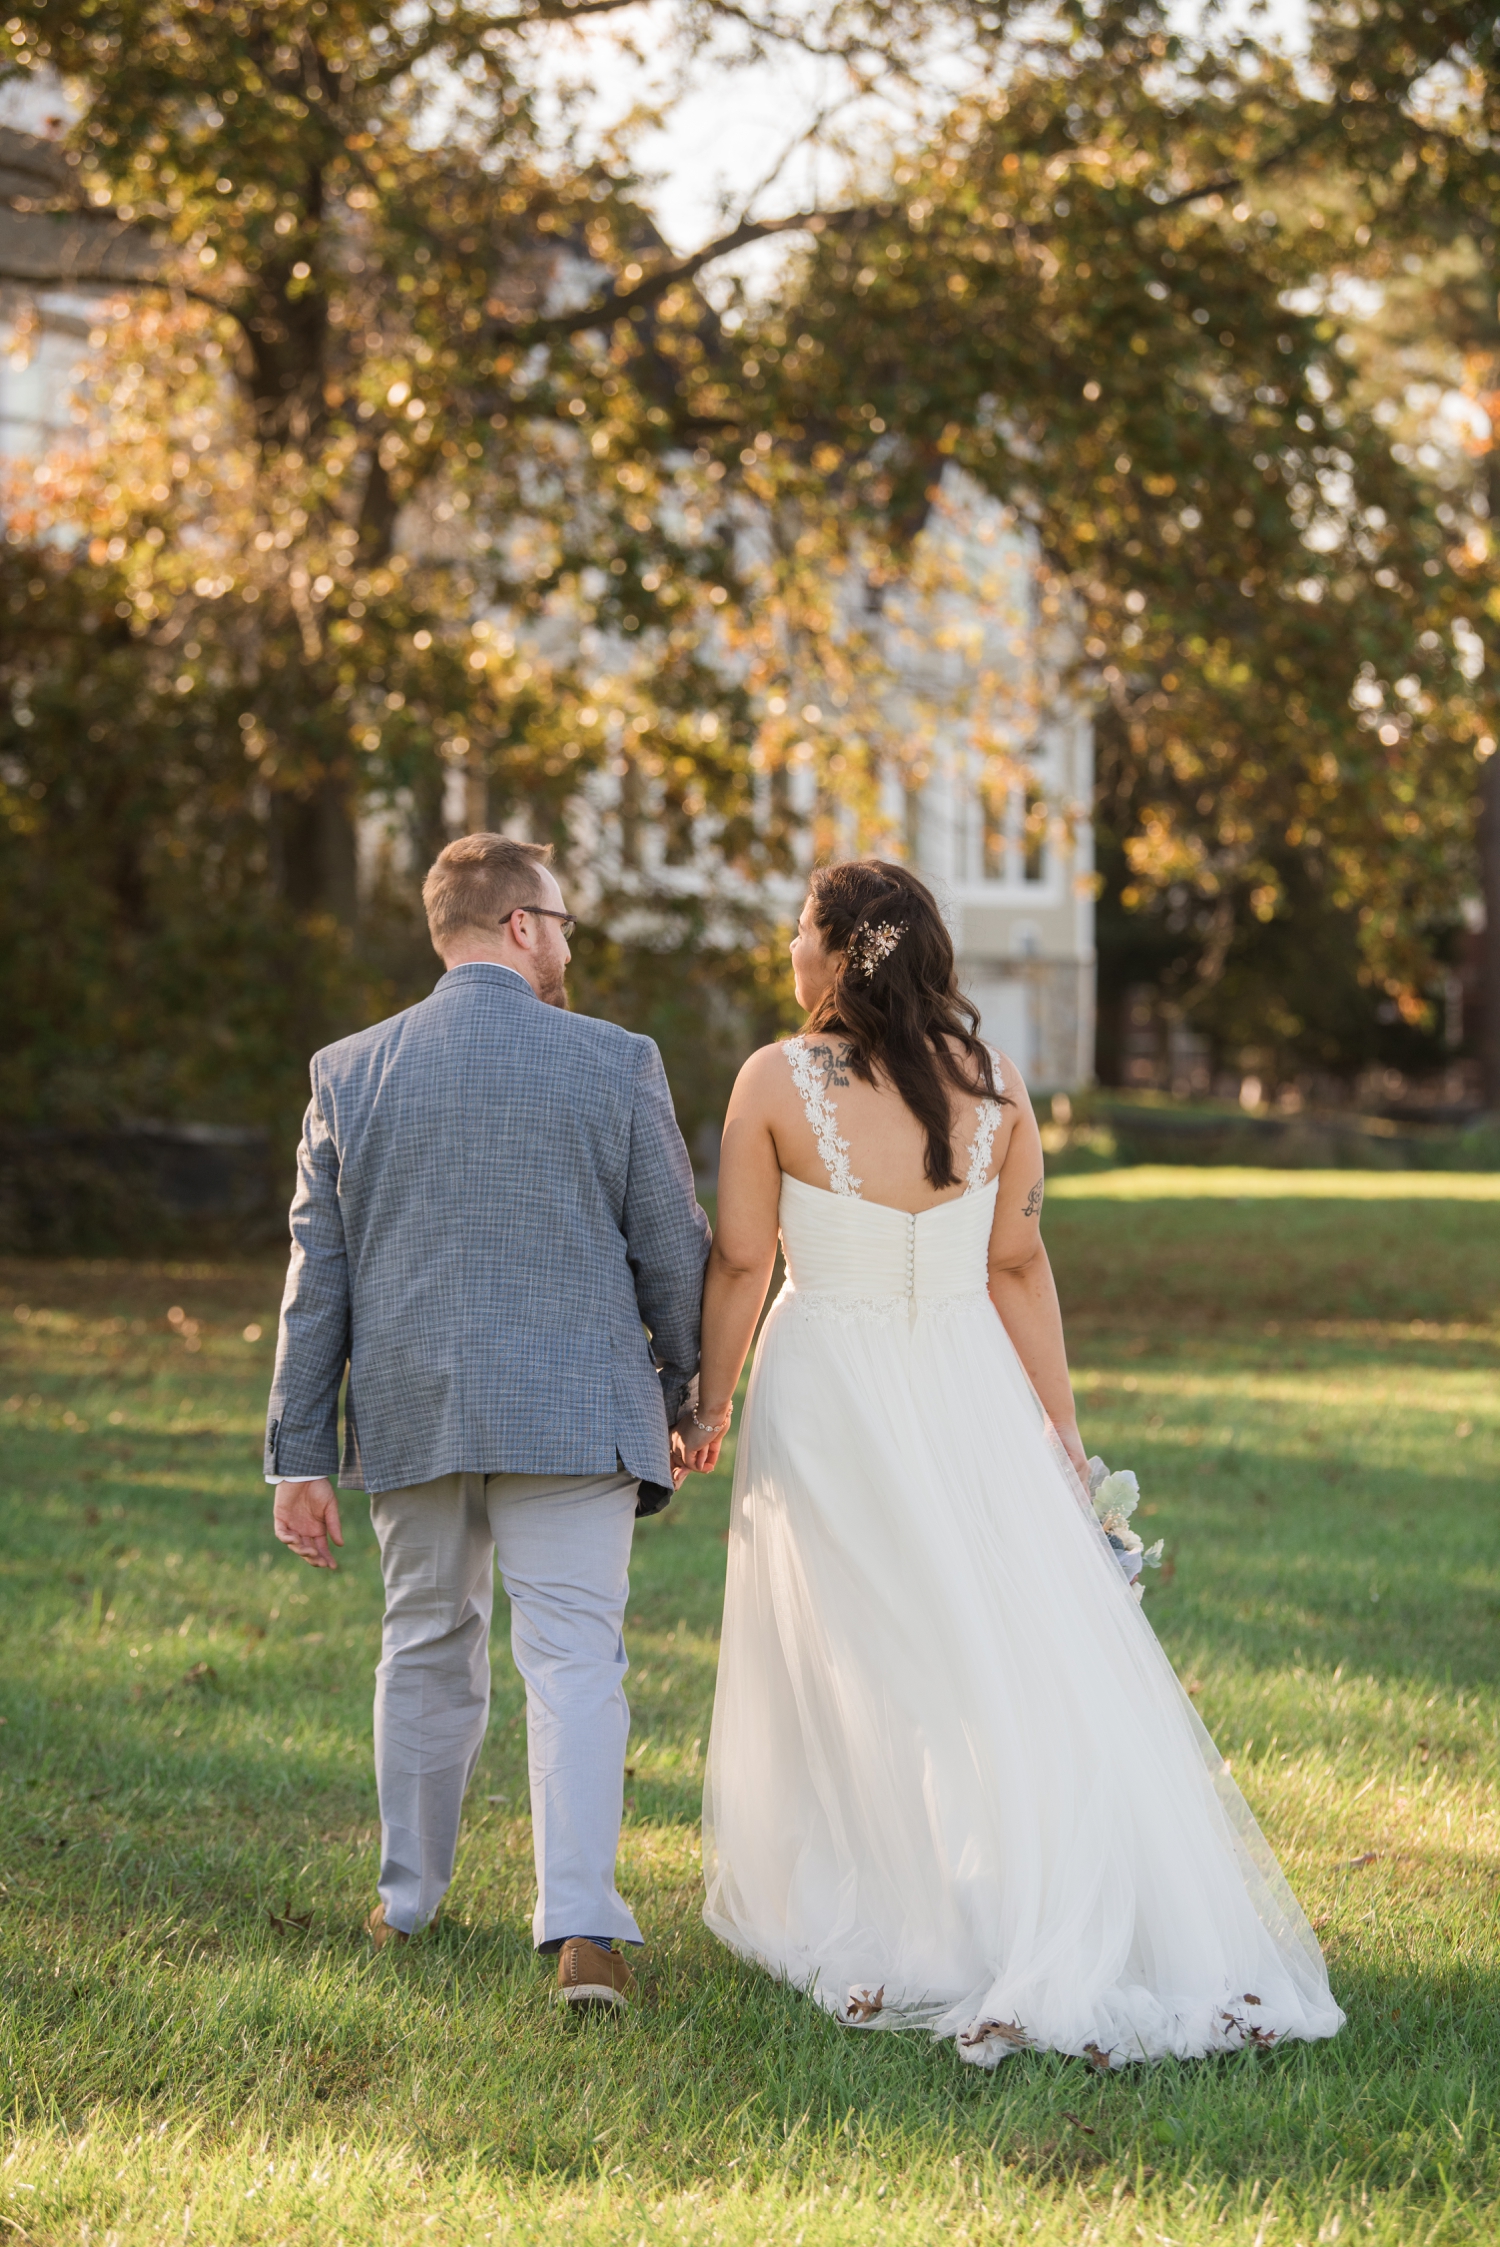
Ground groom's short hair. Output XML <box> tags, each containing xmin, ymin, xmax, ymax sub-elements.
<box><xmin>423</xmin><ymin>833</ymin><xmax>554</xmax><ymax>945</ymax></box>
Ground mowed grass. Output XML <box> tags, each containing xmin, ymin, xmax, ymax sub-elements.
<box><xmin>0</xmin><ymin>1167</ymin><xmax>1496</xmax><ymax>2245</ymax></box>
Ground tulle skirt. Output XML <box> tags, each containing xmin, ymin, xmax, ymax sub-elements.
<box><xmin>701</xmin><ymin>1283</ymin><xmax>1344</xmax><ymax>2066</ymax></box>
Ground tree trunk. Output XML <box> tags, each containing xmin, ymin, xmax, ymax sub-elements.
<box><xmin>272</xmin><ymin>781</ymin><xmax>358</xmax><ymax>927</ymax></box>
<box><xmin>1480</xmin><ymin>745</ymin><xmax>1500</xmax><ymax>1109</ymax></box>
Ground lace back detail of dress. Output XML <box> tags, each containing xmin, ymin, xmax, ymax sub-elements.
<box><xmin>785</xmin><ymin>1037</ymin><xmax>862</xmax><ymax>1198</ymax></box>
<box><xmin>963</xmin><ymin>1052</ymin><xmax>1005</xmax><ymax>1193</ymax></box>
<box><xmin>785</xmin><ymin>1037</ymin><xmax>1005</xmax><ymax>1200</ymax></box>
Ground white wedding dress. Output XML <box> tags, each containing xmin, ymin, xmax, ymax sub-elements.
<box><xmin>701</xmin><ymin>1039</ymin><xmax>1344</xmax><ymax>2067</ymax></box>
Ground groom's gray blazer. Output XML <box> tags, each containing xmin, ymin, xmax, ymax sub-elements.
<box><xmin>264</xmin><ymin>962</ymin><xmax>710</xmax><ymax>1499</ymax></box>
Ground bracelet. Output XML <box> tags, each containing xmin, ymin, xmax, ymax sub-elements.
<box><xmin>688</xmin><ymin>1403</ymin><xmax>732</xmax><ymax>1439</ymax></box>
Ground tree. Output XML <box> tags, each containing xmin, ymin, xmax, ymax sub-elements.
<box><xmin>1</xmin><ymin>0</ymin><xmax>894</xmax><ymax>1132</ymax></box>
<box><xmin>0</xmin><ymin>0</ymin><xmax>1481</xmax><ymax>1138</ymax></box>
<box><xmin>1280</xmin><ymin>0</ymin><xmax>1500</xmax><ymax>1102</ymax></box>
<box><xmin>702</xmin><ymin>21</ymin><xmax>1477</xmax><ymax>1083</ymax></box>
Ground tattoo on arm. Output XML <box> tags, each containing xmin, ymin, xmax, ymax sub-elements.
<box><xmin>806</xmin><ymin>1041</ymin><xmax>851</xmax><ymax>1088</ymax></box>
<box><xmin>1022</xmin><ymin>1177</ymin><xmax>1044</xmax><ymax>1220</ymax></box>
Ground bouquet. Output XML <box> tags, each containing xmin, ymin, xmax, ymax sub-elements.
<box><xmin>1086</xmin><ymin>1458</ymin><xmax>1163</xmax><ymax>1600</ymax></box>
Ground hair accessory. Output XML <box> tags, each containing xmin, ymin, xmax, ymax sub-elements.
<box><xmin>848</xmin><ymin>919</ymin><xmax>906</xmax><ymax>980</ymax></box>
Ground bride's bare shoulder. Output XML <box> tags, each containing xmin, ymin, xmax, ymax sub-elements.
<box><xmin>987</xmin><ymin>1048</ymin><xmax>1034</xmax><ymax>1107</ymax></box>
<box><xmin>730</xmin><ymin>1036</ymin><xmax>845</xmax><ymax>1118</ymax></box>
<box><xmin>933</xmin><ymin>1033</ymin><xmax>1029</xmax><ymax>1104</ymax></box>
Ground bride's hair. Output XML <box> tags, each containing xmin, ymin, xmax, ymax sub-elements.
<box><xmin>802</xmin><ymin>859</ymin><xmax>1011</xmax><ymax>1190</ymax></box>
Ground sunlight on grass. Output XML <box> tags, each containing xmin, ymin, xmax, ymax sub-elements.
<box><xmin>1</xmin><ymin>1175</ymin><xmax>1497</xmax><ymax>2244</ymax></box>
<box><xmin>1049</xmin><ymin>1165</ymin><xmax>1500</xmax><ymax>1201</ymax></box>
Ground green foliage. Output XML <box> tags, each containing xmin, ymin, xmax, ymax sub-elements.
<box><xmin>1</xmin><ymin>1177</ymin><xmax>1498</xmax><ymax>2239</ymax></box>
<box><xmin>731</xmin><ymin>43</ymin><xmax>1474</xmax><ymax>1024</ymax></box>
<box><xmin>1</xmin><ymin>0</ymin><xmax>820</xmax><ymax>1133</ymax></box>
<box><xmin>1091</xmin><ymin>821</ymin><xmax>1462</xmax><ymax>1088</ymax></box>
<box><xmin>0</xmin><ymin>0</ymin><xmax>1492</xmax><ymax>1126</ymax></box>
<box><xmin>0</xmin><ymin>539</ymin><xmax>376</xmax><ymax>1130</ymax></box>
<box><xmin>568</xmin><ymin>906</ymin><xmax>798</xmax><ymax>1156</ymax></box>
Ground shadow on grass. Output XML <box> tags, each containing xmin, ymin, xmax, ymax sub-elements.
<box><xmin>3</xmin><ymin>1240</ymin><xmax>1498</xmax><ymax>2220</ymax></box>
<box><xmin>1046</xmin><ymin>1190</ymin><xmax>1500</xmax><ymax>1333</ymax></box>
<box><xmin>3</xmin><ymin>1892</ymin><xmax>1492</xmax><ymax>2207</ymax></box>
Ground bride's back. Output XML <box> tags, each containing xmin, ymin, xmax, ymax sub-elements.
<box><xmin>764</xmin><ymin>1033</ymin><xmax>1017</xmax><ymax>1214</ymax></box>
<box><xmin>714</xmin><ymin>861</ymin><xmax>1046</xmax><ymax>1282</ymax></box>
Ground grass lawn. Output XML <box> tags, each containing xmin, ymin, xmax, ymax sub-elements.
<box><xmin>0</xmin><ymin>1165</ymin><xmax>1496</xmax><ymax>2245</ymax></box>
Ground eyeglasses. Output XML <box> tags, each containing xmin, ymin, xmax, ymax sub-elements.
<box><xmin>506</xmin><ymin>904</ymin><xmax>576</xmax><ymax>940</ymax></box>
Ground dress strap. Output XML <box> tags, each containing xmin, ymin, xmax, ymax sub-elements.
<box><xmin>962</xmin><ymin>1048</ymin><xmax>1005</xmax><ymax>1195</ymax></box>
<box><xmin>784</xmin><ymin>1038</ymin><xmax>863</xmax><ymax>1199</ymax></box>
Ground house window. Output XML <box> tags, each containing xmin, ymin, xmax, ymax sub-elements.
<box><xmin>1022</xmin><ymin>783</ymin><xmax>1047</xmax><ymax>883</ymax></box>
<box><xmin>975</xmin><ymin>776</ymin><xmax>1048</xmax><ymax>886</ymax></box>
<box><xmin>980</xmin><ymin>782</ymin><xmax>1008</xmax><ymax>882</ymax></box>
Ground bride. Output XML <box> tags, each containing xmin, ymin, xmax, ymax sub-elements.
<box><xmin>677</xmin><ymin>858</ymin><xmax>1343</xmax><ymax>2068</ymax></box>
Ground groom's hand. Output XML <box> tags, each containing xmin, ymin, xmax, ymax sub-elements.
<box><xmin>274</xmin><ymin>1477</ymin><xmax>344</xmax><ymax>1569</ymax></box>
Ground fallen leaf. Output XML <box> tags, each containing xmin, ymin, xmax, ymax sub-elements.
<box><xmin>960</xmin><ymin>2017</ymin><xmax>1031</xmax><ymax>2050</ymax></box>
<box><xmin>1062</xmin><ymin>2109</ymin><xmax>1096</xmax><ymax>2135</ymax></box>
<box><xmin>1343</xmin><ymin>1852</ymin><xmax>1380</xmax><ymax>1869</ymax></box>
<box><xmin>1082</xmin><ymin>2042</ymin><xmax>1114</xmax><ymax>2072</ymax></box>
<box><xmin>845</xmin><ymin>1985</ymin><xmax>885</xmax><ymax>2024</ymax></box>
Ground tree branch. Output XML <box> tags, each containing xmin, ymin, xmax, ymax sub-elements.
<box><xmin>479</xmin><ymin>0</ymin><xmax>655</xmax><ymax>25</ymax></box>
<box><xmin>0</xmin><ymin>259</ymin><xmax>248</xmax><ymax>335</ymax></box>
<box><xmin>491</xmin><ymin>203</ymin><xmax>866</xmax><ymax>343</ymax></box>
<box><xmin>364</xmin><ymin>0</ymin><xmax>645</xmax><ymax>82</ymax></box>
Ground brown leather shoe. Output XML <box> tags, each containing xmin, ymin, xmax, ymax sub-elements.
<box><xmin>367</xmin><ymin>1900</ymin><xmax>441</xmax><ymax>1950</ymax></box>
<box><xmin>367</xmin><ymin>1900</ymin><xmax>408</xmax><ymax>1950</ymax></box>
<box><xmin>556</xmin><ymin>1937</ymin><xmax>636</xmax><ymax>2012</ymax></box>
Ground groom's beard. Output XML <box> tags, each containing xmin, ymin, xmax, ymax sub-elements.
<box><xmin>536</xmin><ymin>958</ymin><xmax>568</xmax><ymax>1009</ymax></box>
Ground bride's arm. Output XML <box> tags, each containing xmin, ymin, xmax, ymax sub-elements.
<box><xmin>676</xmin><ymin>1050</ymin><xmax>785</xmax><ymax>1472</ymax></box>
<box><xmin>985</xmin><ymin>1067</ymin><xmax>1086</xmax><ymax>1478</ymax></box>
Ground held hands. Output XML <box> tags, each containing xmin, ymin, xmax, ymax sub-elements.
<box><xmin>674</xmin><ymin>1398</ymin><xmax>733</xmax><ymax>1477</ymax></box>
<box><xmin>274</xmin><ymin>1477</ymin><xmax>344</xmax><ymax>1569</ymax></box>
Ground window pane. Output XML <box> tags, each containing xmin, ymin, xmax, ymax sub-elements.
<box><xmin>1022</xmin><ymin>785</ymin><xmax>1046</xmax><ymax>882</ymax></box>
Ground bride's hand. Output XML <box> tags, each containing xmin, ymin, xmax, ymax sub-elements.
<box><xmin>1056</xmin><ymin>1420</ymin><xmax>1088</xmax><ymax>1482</ymax></box>
<box><xmin>674</xmin><ymin>1399</ymin><xmax>733</xmax><ymax>1475</ymax></box>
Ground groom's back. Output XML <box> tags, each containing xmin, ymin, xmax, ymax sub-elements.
<box><xmin>327</xmin><ymin>964</ymin><xmax>641</xmax><ymax>1288</ymax></box>
<box><xmin>276</xmin><ymin>961</ymin><xmax>706</xmax><ymax>1495</ymax></box>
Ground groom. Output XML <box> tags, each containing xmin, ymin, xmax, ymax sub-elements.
<box><xmin>265</xmin><ymin>833</ymin><xmax>710</xmax><ymax>2010</ymax></box>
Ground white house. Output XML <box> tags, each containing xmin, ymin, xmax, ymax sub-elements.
<box><xmin>876</xmin><ymin>469</ymin><xmax>1095</xmax><ymax>1090</ymax></box>
<box><xmin>547</xmin><ymin>466</ymin><xmax>1097</xmax><ymax>1089</ymax></box>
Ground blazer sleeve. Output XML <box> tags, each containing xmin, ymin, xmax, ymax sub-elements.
<box><xmin>621</xmin><ymin>1037</ymin><xmax>711</xmax><ymax>1422</ymax></box>
<box><xmin>263</xmin><ymin>1072</ymin><xmax>351</xmax><ymax>1481</ymax></box>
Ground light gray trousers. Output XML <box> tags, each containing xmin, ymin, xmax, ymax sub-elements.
<box><xmin>368</xmin><ymin>1467</ymin><xmax>642</xmax><ymax>1947</ymax></box>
